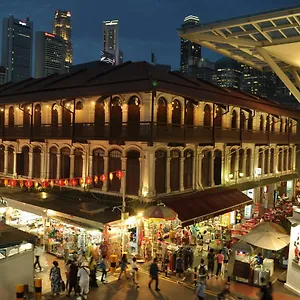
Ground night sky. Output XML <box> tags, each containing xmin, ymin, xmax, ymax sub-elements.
<box><xmin>0</xmin><ymin>0</ymin><xmax>299</xmax><ymax>69</ymax></box>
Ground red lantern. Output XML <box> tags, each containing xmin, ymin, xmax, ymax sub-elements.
<box><xmin>19</xmin><ymin>179</ymin><xmax>24</xmax><ymax>188</ymax></box>
<box><xmin>10</xmin><ymin>179</ymin><xmax>17</xmax><ymax>188</ymax></box>
<box><xmin>25</xmin><ymin>180</ymin><xmax>33</xmax><ymax>189</ymax></box>
<box><xmin>100</xmin><ymin>174</ymin><xmax>107</xmax><ymax>182</ymax></box>
<box><xmin>64</xmin><ymin>179</ymin><xmax>69</xmax><ymax>186</ymax></box>
<box><xmin>70</xmin><ymin>178</ymin><xmax>78</xmax><ymax>187</ymax></box>
<box><xmin>85</xmin><ymin>177</ymin><xmax>92</xmax><ymax>185</ymax></box>
<box><xmin>4</xmin><ymin>179</ymin><xmax>8</xmax><ymax>187</ymax></box>
<box><xmin>116</xmin><ymin>170</ymin><xmax>124</xmax><ymax>179</ymax></box>
<box><xmin>41</xmin><ymin>180</ymin><xmax>49</xmax><ymax>188</ymax></box>
<box><xmin>50</xmin><ymin>180</ymin><xmax>54</xmax><ymax>188</ymax></box>
<box><xmin>58</xmin><ymin>179</ymin><xmax>64</xmax><ymax>187</ymax></box>
<box><xmin>94</xmin><ymin>176</ymin><xmax>98</xmax><ymax>184</ymax></box>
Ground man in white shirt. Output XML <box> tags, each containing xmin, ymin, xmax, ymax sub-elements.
<box><xmin>77</xmin><ymin>264</ymin><xmax>90</xmax><ymax>300</ymax></box>
<box><xmin>131</xmin><ymin>257</ymin><xmax>139</xmax><ymax>288</ymax></box>
<box><xmin>34</xmin><ymin>244</ymin><xmax>43</xmax><ymax>272</ymax></box>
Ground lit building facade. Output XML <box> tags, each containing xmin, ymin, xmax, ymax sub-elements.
<box><xmin>180</xmin><ymin>15</ymin><xmax>201</xmax><ymax>75</ymax></box>
<box><xmin>35</xmin><ymin>32</ymin><xmax>66</xmax><ymax>78</ymax></box>
<box><xmin>102</xmin><ymin>20</ymin><xmax>119</xmax><ymax>65</ymax></box>
<box><xmin>0</xmin><ymin>62</ymin><xmax>298</xmax><ymax>212</ymax></box>
<box><xmin>53</xmin><ymin>10</ymin><xmax>72</xmax><ymax>72</ymax></box>
<box><xmin>1</xmin><ymin>16</ymin><xmax>33</xmax><ymax>82</ymax></box>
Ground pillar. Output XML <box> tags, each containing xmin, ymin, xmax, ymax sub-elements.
<box><xmin>28</xmin><ymin>150</ymin><xmax>33</xmax><ymax>178</ymax></box>
<box><xmin>192</xmin><ymin>150</ymin><xmax>197</xmax><ymax>189</ymax></box>
<box><xmin>197</xmin><ymin>152</ymin><xmax>203</xmax><ymax>189</ymax></box>
<box><xmin>120</xmin><ymin>157</ymin><xmax>127</xmax><ymax>194</ymax></box>
<box><xmin>211</xmin><ymin>154</ymin><xmax>215</xmax><ymax>187</ymax></box>
<box><xmin>262</xmin><ymin>150</ymin><xmax>265</xmax><ymax>175</ymax></box>
<box><xmin>46</xmin><ymin>152</ymin><xmax>50</xmax><ymax>179</ymax></box>
<box><xmin>180</xmin><ymin>155</ymin><xmax>185</xmax><ymax>191</ymax></box>
<box><xmin>145</xmin><ymin>148</ymin><xmax>155</xmax><ymax>197</ymax></box>
<box><xmin>40</xmin><ymin>151</ymin><xmax>46</xmax><ymax>179</ymax></box>
<box><xmin>82</xmin><ymin>153</ymin><xmax>87</xmax><ymax>179</ymax></box>
<box><xmin>4</xmin><ymin>149</ymin><xmax>8</xmax><ymax>174</ymax></box>
<box><xmin>138</xmin><ymin>157</ymin><xmax>143</xmax><ymax>196</ymax></box>
<box><xmin>88</xmin><ymin>155</ymin><xmax>93</xmax><ymax>177</ymax></box>
<box><xmin>56</xmin><ymin>154</ymin><xmax>61</xmax><ymax>179</ymax></box>
<box><xmin>69</xmin><ymin>154</ymin><xmax>74</xmax><ymax>178</ymax></box>
<box><xmin>13</xmin><ymin>150</ymin><xmax>17</xmax><ymax>176</ymax></box>
<box><xmin>103</xmin><ymin>156</ymin><xmax>108</xmax><ymax>191</ymax></box>
<box><xmin>274</xmin><ymin>147</ymin><xmax>279</xmax><ymax>173</ymax></box>
<box><xmin>166</xmin><ymin>154</ymin><xmax>171</xmax><ymax>193</ymax></box>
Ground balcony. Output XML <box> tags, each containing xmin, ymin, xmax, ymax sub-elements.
<box><xmin>0</xmin><ymin>122</ymin><xmax>297</xmax><ymax>145</ymax></box>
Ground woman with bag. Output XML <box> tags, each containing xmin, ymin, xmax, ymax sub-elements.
<box><xmin>89</xmin><ymin>256</ymin><xmax>98</xmax><ymax>287</ymax></box>
<box><xmin>50</xmin><ymin>261</ymin><xmax>62</xmax><ymax>297</ymax></box>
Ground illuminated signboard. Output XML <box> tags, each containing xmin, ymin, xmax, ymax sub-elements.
<box><xmin>45</xmin><ymin>32</ymin><xmax>55</xmax><ymax>38</ymax></box>
<box><xmin>67</xmin><ymin>12</ymin><xmax>71</xmax><ymax>17</ymax></box>
<box><xmin>19</xmin><ymin>21</ymin><xmax>27</xmax><ymax>26</ymax></box>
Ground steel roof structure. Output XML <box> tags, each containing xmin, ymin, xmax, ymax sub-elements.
<box><xmin>179</xmin><ymin>5</ymin><xmax>300</xmax><ymax>102</ymax></box>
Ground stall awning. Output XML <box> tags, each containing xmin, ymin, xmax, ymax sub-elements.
<box><xmin>160</xmin><ymin>188</ymin><xmax>253</xmax><ymax>226</ymax></box>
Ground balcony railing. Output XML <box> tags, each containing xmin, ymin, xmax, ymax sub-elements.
<box><xmin>0</xmin><ymin>122</ymin><xmax>299</xmax><ymax>144</ymax></box>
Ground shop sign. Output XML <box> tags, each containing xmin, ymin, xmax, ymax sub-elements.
<box><xmin>230</xmin><ymin>211</ymin><xmax>236</xmax><ymax>225</ymax></box>
<box><xmin>244</xmin><ymin>205</ymin><xmax>252</xmax><ymax>219</ymax></box>
<box><xmin>243</xmin><ymin>189</ymin><xmax>254</xmax><ymax>200</ymax></box>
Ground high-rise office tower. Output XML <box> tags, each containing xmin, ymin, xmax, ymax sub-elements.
<box><xmin>102</xmin><ymin>20</ymin><xmax>120</xmax><ymax>65</ymax></box>
<box><xmin>0</xmin><ymin>66</ymin><xmax>7</xmax><ymax>84</ymax></box>
<box><xmin>2</xmin><ymin>16</ymin><xmax>33</xmax><ymax>82</ymax></box>
<box><xmin>35</xmin><ymin>32</ymin><xmax>66</xmax><ymax>78</ymax></box>
<box><xmin>53</xmin><ymin>10</ymin><xmax>72</xmax><ymax>72</ymax></box>
<box><xmin>180</xmin><ymin>15</ymin><xmax>201</xmax><ymax>74</ymax></box>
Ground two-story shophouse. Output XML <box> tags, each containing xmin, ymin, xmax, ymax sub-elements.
<box><xmin>0</xmin><ymin>61</ymin><xmax>299</xmax><ymax>224</ymax></box>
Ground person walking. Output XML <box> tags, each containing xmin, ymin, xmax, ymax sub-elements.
<box><xmin>131</xmin><ymin>257</ymin><xmax>139</xmax><ymax>288</ymax></box>
<box><xmin>195</xmin><ymin>280</ymin><xmax>206</xmax><ymax>300</ymax></box>
<box><xmin>198</xmin><ymin>258</ymin><xmax>208</xmax><ymax>283</ymax></box>
<box><xmin>176</xmin><ymin>254</ymin><xmax>184</xmax><ymax>282</ymax></box>
<box><xmin>34</xmin><ymin>243</ymin><xmax>43</xmax><ymax>272</ymax></box>
<box><xmin>148</xmin><ymin>258</ymin><xmax>160</xmax><ymax>291</ymax></box>
<box><xmin>222</xmin><ymin>246</ymin><xmax>230</xmax><ymax>273</ymax></box>
<box><xmin>50</xmin><ymin>261</ymin><xmax>62</xmax><ymax>297</ymax></box>
<box><xmin>65</xmin><ymin>259</ymin><xmax>72</xmax><ymax>291</ymax></box>
<box><xmin>99</xmin><ymin>255</ymin><xmax>108</xmax><ymax>283</ymax></box>
<box><xmin>63</xmin><ymin>238</ymin><xmax>70</xmax><ymax>263</ymax></box>
<box><xmin>89</xmin><ymin>256</ymin><xmax>98</xmax><ymax>288</ymax></box>
<box><xmin>207</xmin><ymin>249</ymin><xmax>215</xmax><ymax>279</ymax></box>
<box><xmin>216</xmin><ymin>250</ymin><xmax>224</xmax><ymax>279</ymax></box>
<box><xmin>66</xmin><ymin>259</ymin><xmax>79</xmax><ymax>297</ymax></box>
<box><xmin>260</xmin><ymin>278</ymin><xmax>273</xmax><ymax>300</ymax></box>
<box><xmin>77</xmin><ymin>263</ymin><xmax>90</xmax><ymax>300</ymax></box>
<box><xmin>118</xmin><ymin>253</ymin><xmax>128</xmax><ymax>280</ymax></box>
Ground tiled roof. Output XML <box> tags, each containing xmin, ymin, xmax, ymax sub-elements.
<box><xmin>0</xmin><ymin>61</ymin><xmax>298</xmax><ymax>118</ymax></box>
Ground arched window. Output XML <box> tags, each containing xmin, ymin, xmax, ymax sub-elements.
<box><xmin>23</xmin><ymin>105</ymin><xmax>30</xmax><ymax>127</ymax></box>
<box><xmin>157</xmin><ymin>97</ymin><xmax>167</xmax><ymax>124</ymax></box>
<box><xmin>32</xmin><ymin>147</ymin><xmax>41</xmax><ymax>178</ymax></box>
<box><xmin>93</xmin><ymin>148</ymin><xmax>104</xmax><ymax>189</ymax></box>
<box><xmin>128</xmin><ymin>96</ymin><xmax>140</xmax><ymax>136</ymax></box>
<box><xmin>7</xmin><ymin>146</ymin><xmax>14</xmax><ymax>174</ymax></box>
<box><xmin>230</xmin><ymin>150</ymin><xmax>237</xmax><ymax>177</ymax></box>
<box><xmin>184</xmin><ymin>150</ymin><xmax>193</xmax><ymax>189</ymax></box>
<box><xmin>110</xmin><ymin>97</ymin><xmax>122</xmax><ymax>138</ymax></box>
<box><xmin>75</xmin><ymin>101</ymin><xmax>83</xmax><ymax>110</ymax></box>
<box><xmin>0</xmin><ymin>108</ymin><xmax>4</xmax><ymax>133</ymax></box>
<box><xmin>0</xmin><ymin>145</ymin><xmax>4</xmax><ymax>173</ymax></box>
<box><xmin>172</xmin><ymin>100</ymin><xmax>181</xmax><ymax>125</ymax></box>
<box><xmin>34</xmin><ymin>104</ymin><xmax>41</xmax><ymax>126</ymax></box>
<box><xmin>265</xmin><ymin>116</ymin><xmax>270</xmax><ymax>132</ymax></box>
<box><xmin>201</xmin><ymin>150</ymin><xmax>212</xmax><ymax>187</ymax></box>
<box><xmin>288</xmin><ymin>148</ymin><xmax>293</xmax><ymax>170</ymax></box>
<box><xmin>203</xmin><ymin>104</ymin><xmax>211</xmax><ymax>127</ymax></box>
<box><xmin>126</xmin><ymin>150</ymin><xmax>140</xmax><ymax>195</ymax></box>
<box><xmin>19</xmin><ymin>146</ymin><xmax>29</xmax><ymax>176</ymax></box>
<box><xmin>271</xmin><ymin>117</ymin><xmax>275</xmax><ymax>132</ymax></box>
<box><xmin>248</xmin><ymin>114</ymin><xmax>253</xmax><ymax>130</ymax></box>
<box><xmin>215</xmin><ymin>105</ymin><xmax>223</xmax><ymax>128</ymax></box>
<box><xmin>51</xmin><ymin>105</ymin><xmax>58</xmax><ymax>126</ymax></box>
<box><xmin>62</xmin><ymin>102</ymin><xmax>72</xmax><ymax>130</ymax></box>
<box><xmin>49</xmin><ymin>147</ymin><xmax>58</xmax><ymax>179</ymax></box>
<box><xmin>238</xmin><ymin>149</ymin><xmax>244</xmax><ymax>176</ymax></box>
<box><xmin>240</xmin><ymin>111</ymin><xmax>245</xmax><ymax>130</ymax></box>
<box><xmin>94</xmin><ymin>99</ymin><xmax>105</xmax><ymax>130</ymax></box>
<box><xmin>170</xmin><ymin>150</ymin><xmax>180</xmax><ymax>191</ymax></box>
<box><xmin>8</xmin><ymin>106</ymin><xmax>14</xmax><ymax>127</ymax></box>
<box><xmin>246</xmin><ymin>149</ymin><xmax>251</xmax><ymax>177</ymax></box>
<box><xmin>155</xmin><ymin>150</ymin><xmax>167</xmax><ymax>194</ymax></box>
<box><xmin>258</xmin><ymin>150</ymin><xmax>263</xmax><ymax>174</ymax></box>
<box><xmin>280</xmin><ymin>118</ymin><xmax>283</xmax><ymax>132</ymax></box>
<box><xmin>270</xmin><ymin>149</ymin><xmax>274</xmax><ymax>173</ymax></box>
<box><xmin>285</xmin><ymin>119</ymin><xmax>288</xmax><ymax>133</ymax></box>
<box><xmin>185</xmin><ymin>100</ymin><xmax>194</xmax><ymax>126</ymax></box>
<box><xmin>259</xmin><ymin>115</ymin><xmax>264</xmax><ymax>131</ymax></box>
<box><xmin>74</xmin><ymin>149</ymin><xmax>83</xmax><ymax>178</ymax></box>
<box><xmin>283</xmin><ymin>148</ymin><xmax>288</xmax><ymax>171</ymax></box>
<box><xmin>108</xmin><ymin>149</ymin><xmax>122</xmax><ymax>192</ymax></box>
<box><xmin>278</xmin><ymin>150</ymin><xmax>282</xmax><ymax>172</ymax></box>
<box><xmin>231</xmin><ymin>110</ymin><xmax>238</xmax><ymax>129</ymax></box>
<box><xmin>264</xmin><ymin>149</ymin><xmax>269</xmax><ymax>174</ymax></box>
<box><xmin>60</xmin><ymin>147</ymin><xmax>70</xmax><ymax>178</ymax></box>
<box><xmin>214</xmin><ymin>150</ymin><xmax>222</xmax><ymax>185</ymax></box>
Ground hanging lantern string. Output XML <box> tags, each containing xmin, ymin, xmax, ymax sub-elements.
<box><xmin>0</xmin><ymin>169</ymin><xmax>125</xmax><ymax>189</ymax></box>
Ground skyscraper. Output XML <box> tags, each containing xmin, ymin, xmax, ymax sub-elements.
<box><xmin>35</xmin><ymin>32</ymin><xmax>66</xmax><ymax>78</ymax></box>
<box><xmin>53</xmin><ymin>10</ymin><xmax>72</xmax><ymax>72</ymax></box>
<box><xmin>0</xmin><ymin>66</ymin><xmax>7</xmax><ymax>84</ymax></box>
<box><xmin>2</xmin><ymin>16</ymin><xmax>33</xmax><ymax>82</ymax></box>
<box><xmin>180</xmin><ymin>15</ymin><xmax>201</xmax><ymax>74</ymax></box>
<box><xmin>102</xmin><ymin>20</ymin><xmax>120</xmax><ymax>65</ymax></box>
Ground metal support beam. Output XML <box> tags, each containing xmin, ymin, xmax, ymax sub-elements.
<box><xmin>291</xmin><ymin>68</ymin><xmax>300</xmax><ymax>89</ymax></box>
<box><xmin>256</xmin><ymin>47</ymin><xmax>300</xmax><ymax>102</ymax></box>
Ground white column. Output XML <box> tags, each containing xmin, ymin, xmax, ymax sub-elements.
<box><xmin>120</xmin><ymin>157</ymin><xmax>127</xmax><ymax>194</ymax></box>
<box><xmin>180</xmin><ymin>155</ymin><xmax>185</xmax><ymax>191</ymax></box>
<box><xmin>46</xmin><ymin>152</ymin><xmax>50</xmax><ymax>179</ymax></box>
<box><xmin>138</xmin><ymin>157</ymin><xmax>143</xmax><ymax>196</ymax></box>
<box><xmin>56</xmin><ymin>154</ymin><xmax>61</xmax><ymax>179</ymax></box>
<box><xmin>235</xmin><ymin>151</ymin><xmax>240</xmax><ymax>180</ymax></box>
<box><xmin>28</xmin><ymin>151</ymin><xmax>33</xmax><ymax>178</ymax></box>
<box><xmin>88</xmin><ymin>155</ymin><xmax>93</xmax><ymax>177</ymax></box>
<box><xmin>4</xmin><ymin>149</ymin><xmax>8</xmax><ymax>174</ymax></box>
<box><xmin>40</xmin><ymin>151</ymin><xmax>46</xmax><ymax>179</ymax></box>
<box><xmin>122</xmin><ymin>104</ymin><xmax>128</xmax><ymax>123</ymax></box>
<box><xmin>13</xmin><ymin>150</ymin><xmax>17</xmax><ymax>176</ymax></box>
<box><xmin>69</xmin><ymin>154</ymin><xmax>74</xmax><ymax>178</ymax></box>
<box><xmin>262</xmin><ymin>151</ymin><xmax>265</xmax><ymax>175</ymax></box>
<box><xmin>103</xmin><ymin>156</ymin><xmax>108</xmax><ymax>191</ymax></box>
<box><xmin>197</xmin><ymin>153</ymin><xmax>203</xmax><ymax>189</ymax></box>
<box><xmin>211</xmin><ymin>154</ymin><xmax>215</xmax><ymax>186</ymax></box>
<box><xmin>146</xmin><ymin>148</ymin><xmax>155</xmax><ymax>197</ymax></box>
<box><xmin>82</xmin><ymin>153</ymin><xmax>87</xmax><ymax>179</ymax></box>
<box><xmin>166</xmin><ymin>155</ymin><xmax>171</xmax><ymax>193</ymax></box>
<box><xmin>192</xmin><ymin>151</ymin><xmax>197</xmax><ymax>189</ymax></box>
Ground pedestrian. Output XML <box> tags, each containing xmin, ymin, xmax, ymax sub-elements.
<box><xmin>66</xmin><ymin>259</ymin><xmax>79</xmax><ymax>297</ymax></box>
<box><xmin>118</xmin><ymin>253</ymin><xmax>128</xmax><ymax>280</ymax></box>
<box><xmin>77</xmin><ymin>263</ymin><xmax>90</xmax><ymax>300</ymax></box>
<box><xmin>131</xmin><ymin>257</ymin><xmax>139</xmax><ymax>288</ymax></box>
<box><xmin>207</xmin><ymin>249</ymin><xmax>215</xmax><ymax>279</ymax></box>
<box><xmin>63</xmin><ymin>238</ymin><xmax>70</xmax><ymax>263</ymax></box>
<box><xmin>260</xmin><ymin>277</ymin><xmax>273</xmax><ymax>300</ymax></box>
<box><xmin>216</xmin><ymin>250</ymin><xmax>224</xmax><ymax>279</ymax></box>
<box><xmin>79</xmin><ymin>250</ymin><xmax>89</xmax><ymax>267</ymax></box>
<box><xmin>65</xmin><ymin>259</ymin><xmax>72</xmax><ymax>291</ymax></box>
<box><xmin>34</xmin><ymin>243</ymin><xmax>43</xmax><ymax>272</ymax></box>
<box><xmin>176</xmin><ymin>254</ymin><xmax>184</xmax><ymax>282</ymax></box>
<box><xmin>99</xmin><ymin>255</ymin><xmax>108</xmax><ymax>283</ymax></box>
<box><xmin>198</xmin><ymin>258</ymin><xmax>208</xmax><ymax>283</ymax></box>
<box><xmin>148</xmin><ymin>257</ymin><xmax>160</xmax><ymax>291</ymax></box>
<box><xmin>222</xmin><ymin>246</ymin><xmax>230</xmax><ymax>272</ymax></box>
<box><xmin>195</xmin><ymin>280</ymin><xmax>206</xmax><ymax>300</ymax></box>
<box><xmin>50</xmin><ymin>261</ymin><xmax>62</xmax><ymax>297</ymax></box>
<box><xmin>89</xmin><ymin>256</ymin><xmax>98</xmax><ymax>288</ymax></box>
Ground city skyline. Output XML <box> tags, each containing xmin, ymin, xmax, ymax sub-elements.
<box><xmin>0</xmin><ymin>0</ymin><xmax>299</xmax><ymax>69</ymax></box>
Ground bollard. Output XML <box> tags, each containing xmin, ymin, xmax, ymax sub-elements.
<box><xmin>34</xmin><ymin>278</ymin><xmax>42</xmax><ymax>300</ymax></box>
<box><xmin>16</xmin><ymin>284</ymin><xmax>24</xmax><ymax>300</ymax></box>
<box><xmin>194</xmin><ymin>266</ymin><xmax>197</xmax><ymax>286</ymax></box>
<box><xmin>110</xmin><ymin>254</ymin><xmax>117</xmax><ymax>274</ymax></box>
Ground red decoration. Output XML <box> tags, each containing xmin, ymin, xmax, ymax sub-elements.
<box><xmin>64</xmin><ymin>179</ymin><xmax>69</xmax><ymax>186</ymax></box>
<box><xmin>79</xmin><ymin>178</ymin><xmax>84</xmax><ymax>185</ymax></box>
<box><xmin>25</xmin><ymin>180</ymin><xmax>33</xmax><ymax>189</ymax></box>
<box><xmin>41</xmin><ymin>180</ymin><xmax>49</xmax><ymax>188</ymax></box>
<box><xmin>19</xmin><ymin>179</ymin><xmax>24</xmax><ymax>188</ymax></box>
<box><xmin>116</xmin><ymin>170</ymin><xmax>124</xmax><ymax>179</ymax></box>
<box><xmin>4</xmin><ymin>179</ymin><xmax>8</xmax><ymax>187</ymax></box>
<box><xmin>10</xmin><ymin>179</ymin><xmax>17</xmax><ymax>188</ymax></box>
<box><xmin>58</xmin><ymin>179</ymin><xmax>64</xmax><ymax>187</ymax></box>
<box><xmin>50</xmin><ymin>180</ymin><xmax>54</xmax><ymax>188</ymax></box>
<box><xmin>100</xmin><ymin>174</ymin><xmax>107</xmax><ymax>182</ymax></box>
<box><xmin>94</xmin><ymin>176</ymin><xmax>98</xmax><ymax>184</ymax></box>
<box><xmin>70</xmin><ymin>178</ymin><xmax>78</xmax><ymax>187</ymax></box>
<box><xmin>85</xmin><ymin>177</ymin><xmax>92</xmax><ymax>185</ymax></box>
